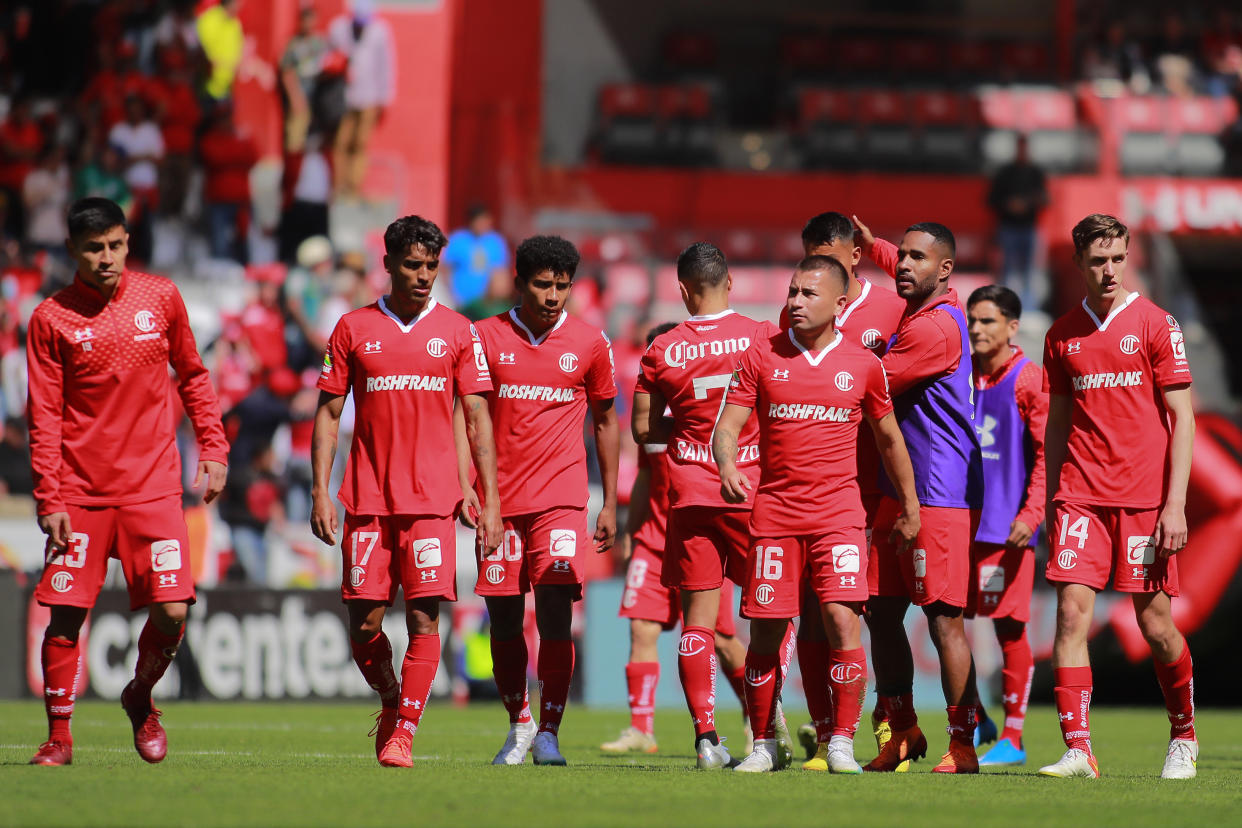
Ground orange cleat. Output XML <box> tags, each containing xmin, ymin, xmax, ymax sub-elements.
<box><xmin>864</xmin><ymin>725</ymin><xmax>927</xmax><ymax>772</ymax></box>
<box><xmin>378</xmin><ymin>726</ymin><xmax>414</xmax><ymax>768</ymax></box>
<box><xmin>29</xmin><ymin>740</ymin><xmax>73</xmax><ymax>766</ymax></box>
<box><xmin>121</xmin><ymin>681</ymin><xmax>167</xmax><ymax>763</ymax></box>
<box><xmin>932</xmin><ymin>740</ymin><xmax>980</xmax><ymax>774</ymax></box>
<box><xmin>370</xmin><ymin>708</ymin><xmax>398</xmax><ymax>760</ymax></box>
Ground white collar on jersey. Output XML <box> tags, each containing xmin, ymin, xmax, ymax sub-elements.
<box><xmin>687</xmin><ymin>308</ymin><xmax>736</xmax><ymax>322</ymax></box>
<box><xmin>508</xmin><ymin>307</ymin><xmax>567</xmax><ymax>346</ymax></box>
<box><xmin>1081</xmin><ymin>290</ymin><xmax>1139</xmax><ymax>332</ymax></box>
<box><xmin>836</xmin><ymin>278</ymin><xmax>872</xmax><ymax>327</ymax></box>
<box><xmin>378</xmin><ymin>295</ymin><xmax>437</xmax><ymax>333</ymax></box>
<box><xmin>787</xmin><ymin>327</ymin><xmax>843</xmax><ymax>367</ymax></box>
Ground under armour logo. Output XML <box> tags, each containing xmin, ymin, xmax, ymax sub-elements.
<box><xmin>1067</xmin><ymin>342</ymin><xmax>1081</xmax><ymax>354</ymax></box>
<box><xmin>1059</xmin><ymin>711</ymin><xmax>1074</xmax><ymax>722</ymax></box>
<box><xmin>499</xmin><ymin>353</ymin><xmax>515</xmax><ymax>364</ymax></box>
<box><xmin>402</xmin><ymin>698</ymin><xmax>422</xmax><ymax>709</ymax></box>
<box><xmin>544</xmin><ymin>702</ymin><xmax>564</xmax><ymax>712</ymax></box>
<box><xmin>976</xmin><ymin>414</ymin><xmax>998</xmax><ymax>448</ymax></box>
<box><xmin>772</xmin><ymin>369</ymin><xmax>789</xmax><ymax>380</ymax></box>
<box><xmin>1003</xmin><ymin>693</ymin><xmax>1019</xmax><ymax>705</ymax></box>
<box><xmin>364</xmin><ymin>341</ymin><xmax>382</xmax><ymax>353</ymax></box>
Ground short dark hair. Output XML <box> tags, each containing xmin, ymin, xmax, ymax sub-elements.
<box><xmin>801</xmin><ymin>212</ymin><xmax>855</xmax><ymax>250</ymax></box>
<box><xmin>906</xmin><ymin>221</ymin><xmax>956</xmax><ymax>257</ymax></box>
<box><xmin>515</xmin><ymin>235</ymin><xmax>580</xmax><ymax>281</ymax></box>
<box><xmin>646</xmin><ymin>321</ymin><xmax>678</xmax><ymax>347</ymax></box>
<box><xmin>383</xmin><ymin>215</ymin><xmax>447</xmax><ymax>258</ymax></box>
<box><xmin>676</xmin><ymin>242</ymin><xmax>728</xmax><ymax>289</ymax></box>
<box><xmin>967</xmin><ymin>284</ymin><xmax>1022</xmax><ymax>320</ymax></box>
<box><xmin>1072</xmin><ymin>213</ymin><xmax>1129</xmax><ymax>255</ymax></box>
<box><xmin>796</xmin><ymin>255</ymin><xmax>849</xmax><ymax>293</ymax></box>
<box><xmin>67</xmin><ymin>197</ymin><xmax>127</xmax><ymax>240</ymax></box>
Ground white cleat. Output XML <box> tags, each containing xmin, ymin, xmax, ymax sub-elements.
<box><xmin>743</xmin><ymin>720</ymin><xmax>754</xmax><ymax>756</ymax></box>
<box><xmin>531</xmin><ymin>731</ymin><xmax>567</xmax><ymax>766</ymax></box>
<box><xmin>1160</xmin><ymin>738</ymin><xmax>1198</xmax><ymax>779</ymax></box>
<box><xmin>773</xmin><ymin>702</ymin><xmax>794</xmax><ymax>769</ymax></box>
<box><xmin>600</xmin><ymin>726</ymin><xmax>658</xmax><ymax>754</ymax></box>
<box><xmin>826</xmin><ymin>735</ymin><xmax>863</xmax><ymax>774</ymax></box>
<box><xmin>1038</xmin><ymin>748</ymin><xmax>1100</xmax><ymax>778</ymax></box>
<box><xmin>491</xmin><ymin>719</ymin><xmax>538</xmax><ymax>765</ymax></box>
<box><xmin>695</xmin><ymin>738</ymin><xmax>734</xmax><ymax>770</ymax></box>
<box><xmin>734</xmin><ymin>738</ymin><xmax>779</xmax><ymax>773</ymax></box>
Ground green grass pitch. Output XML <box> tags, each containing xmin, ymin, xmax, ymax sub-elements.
<box><xmin>3</xmin><ymin>702</ymin><xmax>1240</xmax><ymax>827</ymax></box>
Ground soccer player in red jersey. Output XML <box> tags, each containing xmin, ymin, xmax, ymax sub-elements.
<box><xmin>715</xmin><ymin>256</ymin><xmax>920</xmax><ymax>773</ymax></box>
<box><xmin>470</xmin><ymin>235</ymin><xmax>620</xmax><ymax>766</ymax></box>
<box><xmin>791</xmin><ymin>212</ymin><xmax>907</xmax><ymax>770</ymax></box>
<box><xmin>311</xmin><ymin>215</ymin><xmax>502</xmax><ymax>768</ymax></box>
<box><xmin>966</xmin><ymin>285</ymin><xmax>1047</xmax><ymax>767</ymax></box>
<box><xmin>1039</xmin><ymin>215</ymin><xmax>1197</xmax><ymax>780</ymax></box>
<box><xmin>27</xmin><ymin>198</ymin><xmax>229</xmax><ymax>766</ymax></box>
<box><xmin>602</xmin><ymin>324</ymin><xmax>752</xmax><ymax>755</ymax></box>
<box><xmin>633</xmin><ymin>242</ymin><xmax>783</xmax><ymax>769</ymax></box>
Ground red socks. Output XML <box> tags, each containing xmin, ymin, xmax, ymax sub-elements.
<box><xmin>350</xmin><ymin>630</ymin><xmax>399</xmax><ymax>708</ymax></box>
<box><xmin>42</xmin><ymin>635</ymin><xmax>79</xmax><ymax>743</ymax></box>
<box><xmin>1054</xmin><ymin>665</ymin><xmax>1093</xmax><ymax>752</ymax></box>
<box><xmin>882</xmin><ymin>692</ymin><xmax>917</xmax><ymax>732</ymax></box>
<box><xmin>677</xmin><ymin>626</ymin><xmax>717</xmax><ymax>738</ymax></box>
<box><xmin>133</xmin><ymin>620</ymin><xmax>184</xmax><ymax>697</ymax></box>
<box><xmin>724</xmin><ymin>665</ymin><xmax>747</xmax><ymax>716</ymax></box>
<box><xmin>397</xmin><ymin>634</ymin><xmax>440</xmax><ymax>735</ymax></box>
<box><xmin>537</xmin><ymin>639</ymin><xmax>575</xmax><ymax>735</ymax></box>
<box><xmin>626</xmin><ymin>662</ymin><xmax>660</xmax><ymax>734</ymax></box>
<box><xmin>997</xmin><ymin>627</ymin><xmax>1034</xmax><ymax>744</ymax></box>
<box><xmin>491</xmin><ymin>634</ymin><xmax>532</xmax><ymax>724</ymax></box>
<box><xmin>945</xmin><ymin>704</ymin><xmax>977</xmax><ymax>745</ymax></box>
<box><xmin>798</xmin><ymin>638</ymin><xmax>832</xmax><ymax>742</ymax></box>
<box><xmin>828</xmin><ymin>648</ymin><xmax>867</xmax><ymax>739</ymax></box>
<box><xmin>1154</xmin><ymin>642</ymin><xmax>1196</xmax><ymax>741</ymax></box>
<box><xmin>743</xmin><ymin>650</ymin><xmax>781</xmax><ymax>740</ymax></box>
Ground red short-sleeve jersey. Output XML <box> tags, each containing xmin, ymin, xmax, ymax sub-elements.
<box><xmin>317</xmin><ymin>298</ymin><xmax>492</xmax><ymax>517</ymax></box>
<box><xmin>1043</xmin><ymin>293</ymin><xmax>1191</xmax><ymax>508</ymax></box>
<box><xmin>638</xmin><ymin>310</ymin><xmax>776</xmax><ymax>509</ymax></box>
<box><xmin>631</xmin><ymin>443</ymin><xmax>672</xmax><ymax>553</ymax></box>
<box><xmin>728</xmin><ymin>329</ymin><xmax>892</xmax><ymax>535</ymax></box>
<box><xmin>474</xmin><ymin>309</ymin><xmax>616</xmax><ymax>516</ymax></box>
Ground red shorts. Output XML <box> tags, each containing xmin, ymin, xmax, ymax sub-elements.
<box><xmin>966</xmin><ymin>543</ymin><xmax>1035</xmax><ymax>622</ymax></box>
<box><xmin>868</xmin><ymin>498</ymin><xmax>974</xmax><ymax>607</ymax></box>
<box><xmin>341</xmin><ymin>513</ymin><xmax>458</xmax><ymax>603</ymax></box>
<box><xmin>662</xmin><ymin>506</ymin><xmax>749</xmax><ymax>591</ymax></box>
<box><xmin>474</xmin><ymin>506</ymin><xmax>588</xmax><ymax>599</ymax></box>
<box><xmin>1046</xmin><ymin>502</ymin><xmax>1179</xmax><ymax>595</ymax></box>
<box><xmin>618</xmin><ymin>542</ymin><xmax>737</xmax><ymax>636</ymax></box>
<box><xmin>744</xmin><ymin>530</ymin><xmax>869</xmax><ymax>619</ymax></box>
<box><xmin>35</xmin><ymin>496</ymin><xmax>195</xmax><ymax>611</ymax></box>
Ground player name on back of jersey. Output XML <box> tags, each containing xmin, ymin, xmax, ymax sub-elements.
<box><xmin>365</xmin><ymin>374</ymin><xmax>448</xmax><ymax>392</ymax></box>
<box><xmin>1071</xmin><ymin>370</ymin><xmax>1143</xmax><ymax>391</ymax></box>
<box><xmin>675</xmin><ymin>440</ymin><xmax>758</xmax><ymax>464</ymax></box>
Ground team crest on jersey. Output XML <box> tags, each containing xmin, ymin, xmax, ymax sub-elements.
<box><xmin>559</xmin><ymin>353</ymin><xmax>579</xmax><ymax>373</ymax></box>
<box><xmin>51</xmin><ymin>571</ymin><xmax>73</xmax><ymax>593</ymax></box>
<box><xmin>834</xmin><ymin>371</ymin><xmax>854</xmax><ymax>391</ymax></box>
<box><xmin>134</xmin><ymin>310</ymin><xmax>157</xmax><ymax>332</ymax></box>
<box><xmin>1119</xmin><ymin>335</ymin><xmax>1140</xmax><ymax>355</ymax></box>
<box><xmin>426</xmin><ymin>337</ymin><xmax>448</xmax><ymax>358</ymax></box>
<box><xmin>862</xmin><ymin>329</ymin><xmax>882</xmax><ymax>350</ymax></box>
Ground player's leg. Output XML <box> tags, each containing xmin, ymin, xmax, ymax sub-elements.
<box><xmin>346</xmin><ymin>598</ymin><xmax>401</xmax><ymax>755</ymax></box>
<box><xmin>820</xmin><ymin>600</ymin><xmax>867</xmax><ymax>773</ymax></box>
<box><xmin>976</xmin><ymin>542</ymin><xmax>1034</xmax><ymax>765</ymax></box>
<box><xmin>532</xmin><ymin>583</ymin><xmax>577</xmax><ymax>764</ymax></box>
<box><xmin>30</xmin><ymin>605</ymin><xmax>90</xmax><ymax>765</ymax></box>
<box><xmin>1132</xmin><ymin>590</ymin><xmax>1198</xmax><ymax>778</ymax></box>
<box><xmin>377</xmin><ymin>597</ymin><xmax>441</xmax><ymax>767</ymax></box>
<box><xmin>1039</xmin><ymin>581</ymin><xmax>1100</xmax><ymax>777</ymax></box>
<box><xmin>796</xmin><ymin>585</ymin><xmax>832</xmax><ymax>761</ymax></box>
<box><xmin>734</xmin><ymin>616</ymin><xmax>790</xmax><ymax>772</ymax></box>
<box><xmin>116</xmin><ymin>600</ymin><xmax>188</xmax><ymax>764</ymax></box>
<box><xmin>680</xmin><ymin>586</ymin><xmax>724</xmax><ymax>757</ymax></box>
<box><xmin>863</xmin><ymin>595</ymin><xmax>919</xmax><ymax>771</ymax></box>
<box><xmin>602</xmin><ymin>618</ymin><xmax>663</xmax><ymax>753</ymax></box>
<box><xmin>484</xmin><ymin>593</ymin><xmax>537</xmax><ymax>764</ymax></box>
<box><xmin>714</xmin><ymin>628</ymin><xmax>751</xmax><ymax>750</ymax></box>
<box><xmin>924</xmin><ymin>603</ymin><xmax>980</xmax><ymax>773</ymax></box>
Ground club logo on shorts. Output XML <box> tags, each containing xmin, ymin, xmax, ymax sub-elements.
<box><xmin>350</xmin><ymin>566</ymin><xmax>366</xmax><ymax>587</ymax></box>
<box><xmin>134</xmin><ymin>310</ymin><xmax>156</xmax><ymax>332</ymax></box>
<box><xmin>559</xmin><ymin>353</ymin><xmax>579</xmax><ymax>373</ymax></box>
<box><xmin>1126</xmin><ymin>535</ymin><xmax>1156</xmax><ymax>565</ymax></box>
<box><xmin>835</xmin><ymin>371</ymin><xmax>854</xmax><ymax>392</ymax></box>
<box><xmin>51</xmin><ymin>571</ymin><xmax>74</xmax><ymax>593</ymax></box>
<box><xmin>979</xmin><ymin>565</ymin><xmax>1006</xmax><ymax>593</ymax></box>
<box><xmin>426</xmin><ymin>338</ymin><xmax>447</xmax><ymax>358</ymax></box>
<box><xmin>151</xmin><ymin>541</ymin><xmax>182</xmax><ymax>573</ymax></box>
<box><xmin>1119</xmin><ymin>335</ymin><xmax>1140</xmax><ymax>355</ymax></box>
<box><xmin>745</xmin><ymin>667</ymin><xmax>773</xmax><ymax>686</ymax></box>
<box><xmin>485</xmin><ymin>564</ymin><xmax>505</xmax><ymax>585</ymax></box>
<box><xmin>678</xmin><ymin>632</ymin><xmax>708</xmax><ymax>657</ymax></box>
<box><xmin>549</xmin><ymin>529</ymin><xmax>577</xmax><ymax>557</ymax></box>
<box><xmin>754</xmin><ymin>583</ymin><xmax>775</xmax><ymax>606</ymax></box>
<box><xmin>413</xmin><ymin>539</ymin><xmax>442</xmax><ymax>569</ymax></box>
<box><xmin>830</xmin><ymin>663</ymin><xmax>862</xmax><ymax>683</ymax></box>
<box><xmin>862</xmin><ymin>329</ymin><xmax>883</xmax><ymax>350</ymax></box>
<box><xmin>1057</xmin><ymin>548</ymin><xmax>1078</xmax><ymax>569</ymax></box>
<box><xmin>912</xmin><ymin>548</ymin><xmax>927</xmax><ymax>578</ymax></box>
<box><xmin>831</xmin><ymin>544</ymin><xmax>860</xmax><ymax>574</ymax></box>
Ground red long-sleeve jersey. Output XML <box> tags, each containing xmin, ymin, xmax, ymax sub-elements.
<box><xmin>26</xmin><ymin>270</ymin><xmax>229</xmax><ymax>515</ymax></box>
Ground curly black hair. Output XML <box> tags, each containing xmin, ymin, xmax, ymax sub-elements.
<box><xmin>383</xmin><ymin>215</ymin><xmax>447</xmax><ymax>258</ymax></box>
<box><xmin>515</xmin><ymin>235</ymin><xmax>580</xmax><ymax>281</ymax></box>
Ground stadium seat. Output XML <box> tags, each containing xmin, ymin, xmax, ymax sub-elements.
<box><xmin>835</xmin><ymin>37</ymin><xmax>888</xmax><ymax>82</ymax></box>
<box><xmin>996</xmin><ymin>40</ymin><xmax>1053</xmax><ymax>82</ymax></box>
<box><xmin>715</xmin><ymin>228</ymin><xmax>769</xmax><ymax>264</ymax></box>
<box><xmin>892</xmin><ymin>38</ymin><xmax>944</xmax><ymax>81</ymax></box>
<box><xmin>596</xmin><ymin>83</ymin><xmax>660</xmax><ymax>165</ymax></box>
<box><xmin>913</xmin><ymin>89</ymin><xmax>976</xmax><ymax>172</ymax></box>
<box><xmin>779</xmin><ymin>32</ymin><xmax>833</xmax><ymax>80</ymax></box>
<box><xmin>797</xmin><ymin>87</ymin><xmax>861</xmax><ymax>169</ymax></box>
<box><xmin>1168</xmin><ymin>96</ymin><xmax>1237</xmax><ymax>177</ymax></box>
<box><xmin>657</xmin><ymin>84</ymin><xmax>718</xmax><ymax>166</ymax></box>
<box><xmin>950</xmin><ymin>40</ymin><xmax>995</xmax><ymax>83</ymax></box>
<box><xmin>1111</xmin><ymin>95</ymin><xmax>1172</xmax><ymax>176</ymax></box>
<box><xmin>978</xmin><ymin>86</ymin><xmax>1089</xmax><ymax>173</ymax></box>
<box><xmin>858</xmin><ymin>88</ymin><xmax>917</xmax><ymax>170</ymax></box>
<box><xmin>662</xmin><ymin>31</ymin><xmax>718</xmax><ymax>80</ymax></box>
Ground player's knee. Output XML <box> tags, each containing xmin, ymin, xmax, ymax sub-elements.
<box><xmin>150</xmin><ymin>601</ymin><xmax>188</xmax><ymax>631</ymax></box>
<box><xmin>822</xmin><ymin>602</ymin><xmax>860</xmax><ymax>639</ymax></box>
<box><xmin>1055</xmin><ymin>598</ymin><xmax>1092</xmax><ymax>639</ymax></box>
<box><xmin>1135</xmin><ymin>605</ymin><xmax>1178</xmax><ymax>649</ymax></box>
<box><xmin>749</xmin><ymin>619</ymin><xmax>788</xmax><ymax>652</ymax></box>
<box><xmin>46</xmin><ymin>606</ymin><xmax>89</xmax><ymax>641</ymax></box>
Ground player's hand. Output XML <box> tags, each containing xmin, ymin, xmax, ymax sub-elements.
<box><xmin>310</xmin><ymin>491</ymin><xmax>339</xmax><ymax>546</ymax></box>
<box><xmin>1005</xmin><ymin>519</ymin><xmax>1034</xmax><ymax>550</ymax></box>
<box><xmin>478</xmin><ymin>500</ymin><xmax>503</xmax><ymax>556</ymax></box>
<box><xmin>459</xmin><ymin>486</ymin><xmax>481</xmax><ymax>529</ymax></box>
<box><xmin>851</xmin><ymin>214</ymin><xmax>876</xmax><ymax>251</ymax></box>
<box><xmin>719</xmin><ymin>469</ymin><xmax>751</xmax><ymax>504</ymax></box>
<box><xmin>890</xmin><ymin>508</ymin><xmax>920</xmax><ymax>554</ymax></box>
<box><xmin>194</xmin><ymin>460</ymin><xmax>228</xmax><ymax>504</ymax></box>
<box><xmin>594</xmin><ymin>503</ymin><xmax>617</xmax><ymax>553</ymax></box>
<box><xmin>1153</xmin><ymin>503</ymin><xmax>1188</xmax><ymax>558</ymax></box>
<box><xmin>38</xmin><ymin>512</ymin><xmax>72</xmax><ymax>555</ymax></box>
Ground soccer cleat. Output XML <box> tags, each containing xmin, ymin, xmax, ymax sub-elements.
<box><xmin>826</xmin><ymin>735</ymin><xmax>863</xmax><ymax>774</ymax></box>
<box><xmin>864</xmin><ymin>725</ymin><xmax>927</xmax><ymax>772</ymax></box>
<box><xmin>695</xmin><ymin>737</ymin><xmax>734</xmax><ymax>770</ymax></box>
<box><xmin>370</xmin><ymin>708</ymin><xmax>398</xmax><ymax>761</ymax></box>
<box><xmin>600</xmin><ymin>725</ymin><xmax>657</xmax><ymax>755</ymax></box>
<box><xmin>733</xmin><ymin>738</ymin><xmax>779</xmax><ymax>773</ymax></box>
<box><xmin>803</xmin><ymin>742</ymin><xmax>829</xmax><ymax>772</ymax></box>
<box><xmin>1160</xmin><ymin>738</ymin><xmax>1198</xmax><ymax>779</ymax></box>
<box><xmin>974</xmin><ymin>711</ymin><xmax>998</xmax><ymax>747</ymax></box>
<box><xmin>493</xmin><ymin>719</ymin><xmax>538</xmax><ymax>765</ymax></box>
<box><xmin>773</xmin><ymin>702</ymin><xmax>794</xmax><ymax>769</ymax></box>
<box><xmin>378</xmin><ymin>728</ymin><xmax>414</xmax><ymax>768</ymax></box>
<box><xmin>932</xmin><ymin>741</ymin><xmax>980</xmax><ymax>774</ymax></box>
<box><xmin>120</xmin><ymin>681</ymin><xmax>167</xmax><ymax>764</ymax></box>
<box><xmin>1038</xmin><ymin>748</ymin><xmax>1100</xmax><ymax>778</ymax></box>
<box><xmin>531</xmin><ymin>731</ymin><xmax>567</xmax><ymax>766</ymax></box>
<box><xmin>797</xmin><ymin>722</ymin><xmax>818</xmax><ymax>761</ymax></box>
<box><xmin>29</xmin><ymin>740</ymin><xmax>72</xmax><ymax>766</ymax></box>
<box><xmin>979</xmin><ymin>737</ymin><xmax>1027</xmax><ymax>766</ymax></box>
<box><xmin>871</xmin><ymin>711</ymin><xmax>910</xmax><ymax>772</ymax></box>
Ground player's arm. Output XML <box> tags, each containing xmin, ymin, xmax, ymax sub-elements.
<box><xmin>616</xmin><ymin>462</ymin><xmax>651</xmax><ymax>568</ymax></box>
<box><xmin>868</xmin><ymin>412</ymin><xmax>920</xmax><ymax>552</ymax></box>
<box><xmin>851</xmin><ymin>214</ymin><xmax>898</xmax><ymax>279</ymax></box>
<box><xmin>712</xmin><ymin>402</ymin><xmax>754</xmax><ymax>504</ymax></box>
<box><xmin>167</xmin><ymin>289</ymin><xmax>229</xmax><ymax>502</ymax></box>
<box><xmin>310</xmin><ymin>391</ymin><xmax>345</xmax><ymax>545</ymax></box>
<box><xmin>1155</xmin><ymin>385</ymin><xmax>1194</xmax><ymax>557</ymax></box>
<box><xmin>631</xmin><ymin>388</ymin><xmax>671</xmax><ymax>444</ymax></box>
<box><xmin>1043</xmin><ymin>393</ymin><xmax>1072</xmax><ymax>530</ymax></box>
<box><xmin>25</xmin><ymin>311</ymin><xmax>71</xmax><ymax>551</ymax></box>
<box><xmin>881</xmin><ymin>317</ymin><xmax>954</xmax><ymax>397</ymax></box>
<box><xmin>462</xmin><ymin>392</ymin><xmax>503</xmax><ymax>554</ymax></box>
<box><xmin>590</xmin><ymin>396</ymin><xmax>621</xmax><ymax>553</ymax></box>
<box><xmin>453</xmin><ymin>397</ymin><xmax>481</xmax><ymax>529</ymax></box>
<box><xmin>1010</xmin><ymin>367</ymin><xmax>1048</xmax><ymax>548</ymax></box>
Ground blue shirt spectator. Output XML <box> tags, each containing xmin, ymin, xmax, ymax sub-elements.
<box><xmin>442</xmin><ymin>205</ymin><xmax>508</xmax><ymax>307</ymax></box>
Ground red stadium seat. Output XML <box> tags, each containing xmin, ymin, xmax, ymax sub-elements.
<box><xmin>857</xmin><ymin>89</ymin><xmax>908</xmax><ymax>125</ymax></box>
<box><xmin>950</xmin><ymin>40</ymin><xmax>995</xmax><ymax>80</ymax></box>
<box><xmin>716</xmin><ymin>228</ymin><xmax>769</xmax><ymax>264</ymax></box>
<box><xmin>798</xmin><ymin>88</ymin><xmax>861</xmax><ymax>169</ymax></box>
<box><xmin>657</xmin><ymin>84</ymin><xmax>713</xmax><ymax>121</ymax></box>
<box><xmin>798</xmin><ymin>88</ymin><xmax>854</xmax><ymax>124</ymax></box>
<box><xmin>857</xmin><ymin>88</ymin><xmax>916</xmax><ymax>169</ymax></box>
<box><xmin>977</xmin><ymin>88</ymin><xmax>1019</xmax><ymax>129</ymax></box>
<box><xmin>892</xmin><ymin>38</ymin><xmax>942</xmax><ymax>77</ymax></box>
<box><xmin>663</xmin><ymin>32</ymin><xmax>718</xmax><ymax>75</ymax></box>
<box><xmin>596</xmin><ymin>84</ymin><xmax>660</xmax><ymax>165</ymax></box>
<box><xmin>912</xmin><ymin>90</ymin><xmax>969</xmax><ymax>126</ymax></box>
<box><xmin>836</xmin><ymin>37</ymin><xmax>888</xmax><ymax>76</ymax></box>
<box><xmin>779</xmin><ymin>32</ymin><xmax>832</xmax><ymax>77</ymax></box>
<box><xmin>598</xmin><ymin>84</ymin><xmax>657</xmax><ymax>120</ymax></box>
<box><xmin>602</xmin><ymin>264</ymin><xmax>652</xmax><ymax>311</ymax></box>
<box><xmin>997</xmin><ymin>40</ymin><xmax>1052</xmax><ymax>81</ymax></box>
